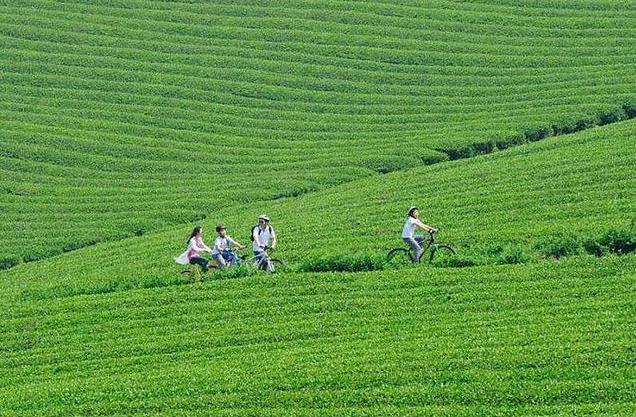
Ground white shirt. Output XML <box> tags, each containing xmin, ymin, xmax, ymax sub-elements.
<box><xmin>402</xmin><ymin>216</ymin><xmax>425</xmax><ymax>238</ymax></box>
<box><xmin>252</xmin><ymin>225</ymin><xmax>276</xmax><ymax>251</ymax></box>
<box><xmin>212</xmin><ymin>236</ymin><xmax>237</xmax><ymax>255</ymax></box>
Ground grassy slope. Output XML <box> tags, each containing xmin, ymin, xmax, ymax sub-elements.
<box><xmin>1</xmin><ymin>119</ymin><xmax>633</xmax><ymax>299</ymax></box>
<box><xmin>1</xmin><ymin>117</ymin><xmax>633</xmax><ymax>416</ymax></box>
<box><xmin>1</xmin><ymin>2</ymin><xmax>635</xmax><ymax>414</ymax></box>
<box><xmin>1</xmin><ymin>256</ymin><xmax>634</xmax><ymax>416</ymax></box>
<box><xmin>2</xmin><ymin>0</ymin><xmax>636</xmax><ymax>261</ymax></box>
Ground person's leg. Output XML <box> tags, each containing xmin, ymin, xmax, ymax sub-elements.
<box><xmin>253</xmin><ymin>249</ymin><xmax>270</xmax><ymax>271</ymax></box>
<box><xmin>199</xmin><ymin>257</ymin><xmax>210</xmax><ymax>271</ymax></box>
<box><xmin>414</xmin><ymin>235</ymin><xmax>431</xmax><ymax>258</ymax></box>
<box><xmin>266</xmin><ymin>257</ymin><xmax>275</xmax><ymax>273</ymax></box>
<box><xmin>189</xmin><ymin>256</ymin><xmax>209</xmax><ymax>272</ymax></box>
<box><xmin>403</xmin><ymin>237</ymin><xmax>423</xmax><ymax>263</ymax></box>
<box><xmin>227</xmin><ymin>251</ymin><xmax>240</xmax><ymax>266</ymax></box>
<box><xmin>212</xmin><ymin>253</ymin><xmax>227</xmax><ymax>268</ymax></box>
<box><xmin>222</xmin><ymin>250</ymin><xmax>239</xmax><ymax>266</ymax></box>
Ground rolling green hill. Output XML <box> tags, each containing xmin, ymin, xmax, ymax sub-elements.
<box><xmin>2</xmin><ymin>2</ymin><xmax>635</xmax><ymax>416</ymax></box>
<box><xmin>2</xmin><ymin>119</ymin><xmax>633</xmax><ymax>299</ymax></box>
<box><xmin>2</xmin><ymin>0</ymin><xmax>636</xmax><ymax>263</ymax></box>
<box><xmin>2</xmin><ymin>97</ymin><xmax>633</xmax><ymax>417</ymax></box>
<box><xmin>2</xmin><ymin>255</ymin><xmax>634</xmax><ymax>415</ymax></box>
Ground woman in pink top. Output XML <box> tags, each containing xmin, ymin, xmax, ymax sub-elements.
<box><xmin>175</xmin><ymin>226</ymin><xmax>212</xmax><ymax>272</ymax></box>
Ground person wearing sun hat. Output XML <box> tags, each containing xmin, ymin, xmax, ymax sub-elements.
<box><xmin>251</xmin><ymin>214</ymin><xmax>277</xmax><ymax>272</ymax></box>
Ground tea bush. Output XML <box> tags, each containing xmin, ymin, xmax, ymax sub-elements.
<box><xmin>601</xmin><ymin>228</ymin><xmax>636</xmax><ymax>255</ymax></box>
<box><xmin>298</xmin><ymin>254</ymin><xmax>385</xmax><ymax>273</ymax></box>
<box><xmin>0</xmin><ymin>4</ymin><xmax>635</xmax><ymax>412</ymax></box>
<box><xmin>534</xmin><ymin>232</ymin><xmax>582</xmax><ymax>260</ymax></box>
<box><xmin>524</xmin><ymin>124</ymin><xmax>554</xmax><ymax>142</ymax></box>
<box><xmin>433</xmin><ymin>254</ymin><xmax>483</xmax><ymax>268</ymax></box>
<box><xmin>496</xmin><ymin>245</ymin><xmax>532</xmax><ymax>265</ymax></box>
<box><xmin>0</xmin><ymin>256</ymin><xmax>20</xmax><ymax>270</ymax></box>
<box><xmin>4</xmin><ymin>256</ymin><xmax>635</xmax><ymax>415</ymax></box>
<box><xmin>211</xmin><ymin>264</ymin><xmax>259</xmax><ymax>280</ymax></box>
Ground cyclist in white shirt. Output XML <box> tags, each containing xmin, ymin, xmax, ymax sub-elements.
<box><xmin>211</xmin><ymin>224</ymin><xmax>245</xmax><ymax>268</ymax></box>
<box><xmin>252</xmin><ymin>214</ymin><xmax>277</xmax><ymax>272</ymax></box>
<box><xmin>402</xmin><ymin>206</ymin><xmax>437</xmax><ymax>263</ymax></box>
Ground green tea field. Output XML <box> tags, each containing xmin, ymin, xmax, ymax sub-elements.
<box><xmin>2</xmin><ymin>257</ymin><xmax>634</xmax><ymax>415</ymax></box>
<box><xmin>1</xmin><ymin>1</ymin><xmax>635</xmax><ymax>416</ymax></box>
<box><xmin>2</xmin><ymin>0</ymin><xmax>635</xmax><ymax>263</ymax></box>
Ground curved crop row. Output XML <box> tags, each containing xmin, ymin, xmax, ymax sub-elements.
<box><xmin>1</xmin><ymin>0</ymin><xmax>635</xmax><ymax>262</ymax></box>
<box><xmin>1</xmin><ymin>255</ymin><xmax>634</xmax><ymax>415</ymax></box>
<box><xmin>1</xmin><ymin>120</ymin><xmax>633</xmax><ymax>295</ymax></box>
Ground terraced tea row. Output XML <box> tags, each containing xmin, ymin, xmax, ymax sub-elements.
<box><xmin>1</xmin><ymin>256</ymin><xmax>634</xmax><ymax>415</ymax></box>
<box><xmin>1</xmin><ymin>120</ymin><xmax>633</xmax><ymax>296</ymax></box>
<box><xmin>1</xmin><ymin>0</ymin><xmax>635</xmax><ymax>262</ymax></box>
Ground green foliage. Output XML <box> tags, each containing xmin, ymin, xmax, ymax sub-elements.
<box><xmin>599</xmin><ymin>108</ymin><xmax>626</xmax><ymax>126</ymax></box>
<box><xmin>624</xmin><ymin>101</ymin><xmax>636</xmax><ymax>119</ymax></box>
<box><xmin>299</xmin><ymin>254</ymin><xmax>385</xmax><ymax>273</ymax></box>
<box><xmin>0</xmin><ymin>2</ymin><xmax>635</xmax><ymax>414</ymax></box>
<box><xmin>534</xmin><ymin>232</ymin><xmax>582</xmax><ymax>259</ymax></box>
<box><xmin>212</xmin><ymin>264</ymin><xmax>259</xmax><ymax>280</ymax></box>
<box><xmin>361</xmin><ymin>156</ymin><xmax>420</xmax><ymax>174</ymax></box>
<box><xmin>21</xmin><ymin>247</ymin><xmax>63</xmax><ymax>263</ymax></box>
<box><xmin>574</xmin><ymin>116</ymin><xmax>598</xmax><ymax>132</ymax></box>
<box><xmin>1</xmin><ymin>120</ymin><xmax>632</xmax><ymax>291</ymax></box>
<box><xmin>551</xmin><ymin>117</ymin><xmax>578</xmax><ymax>135</ymax></box>
<box><xmin>4</xmin><ymin>256</ymin><xmax>635</xmax><ymax>415</ymax></box>
<box><xmin>437</xmin><ymin>141</ymin><xmax>497</xmax><ymax>160</ymax></box>
<box><xmin>62</xmin><ymin>237</ymin><xmax>99</xmax><ymax>253</ymax></box>
<box><xmin>496</xmin><ymin>245</ymin><xmax>532</xmax><ymax>265</ymax></box>
<box><xmin>524</xmin><ymin>124</ymin><xmax>554</xmax><ymax>142</ymax></box>
<box><xmin>584</xmin><ymin>226</ymin><xmax>636</xmax><ymax>256</ymax></box>
<box><xmin>1</xmin><ymin>0</ymin><xmax>636</xmax><ymax>261</ymax></box>
<box><xmin>433</xmin><ymin>254</ymin><xmax>482</xmax><ymax>268</ymax></box>
<box><xmin>492</xmin><ymin>131</ymin><xmax>526</xmax><ymax>150</ymax></box>
<box><xmin>419</xmin><ymin>150</ymin><xmax>449</xmax><ymax>165</ymax></box>
<box><xmin>582</xmin><ymin>239</ymin><xmax>607</xmax><ymax>257</ymax></box>
<box><xmin>0</xmin><ymin>255</ymin><xmax>20</xmax><ymax>270</ymax></box>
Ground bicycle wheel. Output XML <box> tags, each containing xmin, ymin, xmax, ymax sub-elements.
<box><xmin>429</xmin><ymin>244</ymin><xmax>456</xmax><ymax>265</ymax></box>
<box><xmin>386</xmin><ymin>248</ymin><xmax>413</xmax><ymax>266</ymax></box>
<box><xmin>270</xmin><ymin>258</ymin><xmax>286</xmax><ymax>273</ymax></box>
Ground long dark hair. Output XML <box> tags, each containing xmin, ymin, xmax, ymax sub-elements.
<box><xmin>187</xmin><ymin>226</ymin><xmax>202</xmax><ymax>244</ymax></box>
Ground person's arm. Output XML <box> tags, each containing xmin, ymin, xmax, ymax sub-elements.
<box><xmin>228</xmin><ymin>236</ymin><xmax>245</xmax><ymax>249</ymax></box>
<box><xmin>415</xmin><ymin>219</ymin><xmax>436</xmax><ymax>233</ymax></box>
<box><xmin>270</xmin><ymin>228</ymin><xmax>277</xmax><ymax>250</ymax></box>
<box><xmin>202</xmin><ymin>239</ymin><xmax>213</xmax><ymax>252</ymax></box>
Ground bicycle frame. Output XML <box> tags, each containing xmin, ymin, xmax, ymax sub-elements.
<box><xmin>387</xmin><ymin>230</ymin><xmax>455</xmax><ymax>265</ymax></box>
<box><xmin>412</xmin><ymin>231</ymin><xmax>437</xmax><ymax>254</ymax></box>
<box><xmin>236</xmin><ymin>247</ymin><xmax>276</xmax><ymax>271</ymax></box>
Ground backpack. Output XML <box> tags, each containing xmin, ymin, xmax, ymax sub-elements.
<box><xmin>250</xmin><ymin>225</ymin><xmax>272</xmax><ymax>242</ymax></box>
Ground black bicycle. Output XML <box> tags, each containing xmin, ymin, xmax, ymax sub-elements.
<box><xmin>387</xmin><ymin>231</ymin><xmax>456</xmax><ymax>265</ymax></box>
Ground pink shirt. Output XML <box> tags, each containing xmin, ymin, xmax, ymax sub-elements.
<box><xmin>175</xmin><ymin>237</ymin><xmax>211</xmax><ymax>265</ymax></box>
